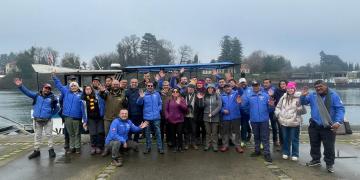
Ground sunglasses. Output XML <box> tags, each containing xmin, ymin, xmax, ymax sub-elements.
<box><xmin>172</xmin><ymin>90</ymin><xmax>179</xmax><ymax>93</ymax></box>
<box><xmin>147</xmin><ymin>85</ymin><xmax>153</xmax><ymax>87</ymax></box>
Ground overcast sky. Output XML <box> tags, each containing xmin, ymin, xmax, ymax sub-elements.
<box><xmin>1</xmin><ymin>0</ymin><xmax>359</xmax><ymax>66</ymax></box>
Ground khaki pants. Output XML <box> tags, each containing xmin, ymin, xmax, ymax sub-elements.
<box><xmin>33</xmin><ymin>119</ymin><xmax>53</xmax><ymax>150</ymax></box>
<box><xmin>64</xmin><ymin>117</ymin><xmax>81</xmax><ymax>149</ymax></box>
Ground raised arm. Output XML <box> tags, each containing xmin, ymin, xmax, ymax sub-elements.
<box><xmin>15</xmin><ymin>78</ymin><xmax>37</xmax><ymax>99</ymax></box>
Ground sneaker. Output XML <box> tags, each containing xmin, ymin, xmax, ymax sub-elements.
<box><xmin>213</xmin><ymin>146</ymin><xmax>218</xmax><ymax>152</ymax></box>
<box><xmin>90</xmin><ymin>147</ymin><xmax>96</xmax><ymax>155</ymax></box>
<box><xmin>326</xmin><ymin>164</ymin><xmax>334</xmax><ymax>173</ymax></box>
<box><xmin>184</xmin><ymin>145</ymin><xmax>189</xmax><ymax>150</ymax></box>
<box><xmin>306</xmin><ymin>160</ymin><xmax>321</xmax><ymax>167</ymax></box>
<box><xmin>143</xmin><ymin>148</ymin><xmax>151</xmax><ymax>154</ymax></box>
<box><xmin>291</xmin><ymin>156</ymin><xmax>298</xmax><ymax>161</ymax></box>
<box><xmin>95</xmin><ymin>147</ymin><xmax>102</xmax><ymax>154</ymax></box>
<box><xmin>235</xmin><ymin>147</ymin><xmax>244</xmax><ymax>153</ymax></box>
<box><xmin>282</xmin><ymin>154</ymin><xmax>289</xmax><ymax>160</ymax></box>
<box><xmin>158</xmin><ymin>149</ymin><xmax>165</xmax><ymax>154</ymax></box>
<box><xmin>192</xmin><ymin>144</ymin><xmax>199</xmax><ymax>150</ymax></box>
<box><xmin>260</xmin><ymin>143</ymin><xmax>264</xmax><ymax>150</ymax></box>
<box><xmin>75</xmin><ymin>148</ymin><xmax>81</xmax><ymax>154</ymax></box>
<box><xmin>240</xmin><ymin>142</ymin><xmax>246</xmax><ymax>148</ymax></box>
<box><xmin>220</xmin><ymin>146</ymin><xmax>229</xmax><ymax>152</ymax></box>
<box><xmin>101</xmin><ymin>147</ymin><xmax>110</xmax><ymax>157</ymax></box>
<box><xmin>111</xmin><ymin>159</ymin><xmax>123</xmax><ymax>167</ymax></box>
<box><xmin>264</xmin><ymin>154</ymin><xmax>273</xmax><ymax>163</ymax></box>
<box><xmin>48</xmin><ymin>148</ymin><xmax>56</xmax><ymax>158</ymax></box>
<box><xmin>250</xmin><ymin>151</ymin><xmax>261</xmax><ymax>157</ymax></box>
<box><xmin>28</xmin><ymin>150</ymin><xmax>41</xmax><ymax>159</ymax></box>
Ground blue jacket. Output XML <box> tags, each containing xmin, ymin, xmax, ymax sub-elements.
<box><xmin>18</xmin><ymin>85</ymin><xmax>59</xmax><ymax>119</ymax></box>
<box><xmin>300</xmin><ymin>89</ymin><xmax>345</xmax><ymax>126</ymax></box>
<box><xmin>242</xmin><ymin>90</ymin><xmax>272</xmax><ymax>122</ymax></box>
<box><xmin>53</xmin><ymin>76</ymin><xmax>86</xmax><ymax>121</ymax></box>
<box><xmin>136</xmin><ymin>91</ymin><xmax>162</xmax><ymax>121</ymax></box>
<box><xmin>105</xmin><ymin>118</ymin><xmax>142</xmax><ymax>145</ymax></box>
<box><xmin>125</xmin><ymin>88</ymin><xmax>143</xmax><ymax>117</ymax></box>
<box><xmin>221</xmin><ymin>90</ymin><xmax>241</xmax><ymax>121</ymax></box>
<box><xmin>262</xmin><ymin>86</ymin><xmax>276</xmax><ymax>112</ymax></box>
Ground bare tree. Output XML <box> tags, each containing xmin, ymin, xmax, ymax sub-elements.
<box><xmin>178</xmin><ymin>45</ymin><xmax>193</xmax><ymax>64</ymax></box>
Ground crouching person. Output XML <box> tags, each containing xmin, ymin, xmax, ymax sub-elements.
<box><xmin>14</xmin><ymin>78</ymin><xmax>59</xmax><ymax>159</ymax></box>
<box><xmin>105</xmin><ymin>109</ymin><xmax>148</xmax><ymax>167</ymax></box>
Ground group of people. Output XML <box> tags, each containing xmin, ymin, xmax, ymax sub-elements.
<box><xmin>15</xmin><ymin>68</ymin><xmax>345</xmax><ymax>173</ymax></box>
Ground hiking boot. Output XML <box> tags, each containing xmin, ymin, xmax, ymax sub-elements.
<box><xmin>264</xmin><ymin>154</ymin><xmax>273</xmax><ymax>163</ymax></box>
<box><xmin>184</xmin><ymin>145</ymin><xmax>189</xmax><ymax>150</ymax></box>
<box><xmin>111</xmin><ymin>159</ymin><xmax>123</xmax><ymax>167</ymax></box>
<box><xmin>220</xmin><ymin>146</ymin><xmax>229</xmax><ymax>152</ymax></box>
<box><xmin>235</xmin><ymin>147</ymin><xmax>244</xmax><ymax>153</ymax></box>
<box><xmin>306</xmin><ymin>160</ymin><xmax>321</xmax><ymax>167</ymax></box>
<box><xmin>143</xmin><ymin>148</ymin><xmax>151</xmax><ymax>154</ymax></box>
<box><xmin>326</xmin><ymin>164</ymin><xmax>334</xmax><ymax>173</ymax></box>
<box><xmin>75</xmin><ymin>148</ymin><xmax>81</xmax><ymax>154</ymax></box>
<box><xmin>49</xmin><ymin>148</ymin><xmax>56</xmax><ymax>158</ymax></box>
<box><xmin>178</xmin><ymin>147</ymin><xmax>184</xmax><ymax>153</ymax></box>
<box><xmin>158</xmin><ymin>149</ymin><xmax>165</xmax><ymax>154</ymax></box>
<box><xmin>28</xmin><ymin>150</ymin><xmax>40</xmax><ymax>159</ymax></box>
<box><xmin>90</xmin><ymin>147</ymin><xmax>96</xmax><ymax>155</ymax></box>
<box><xmin>192</xmin><ymin>144</ymin><xmax>199</xmax><ymax>150</ymax></box>
<box><xmin>95</xmin><ymin>147</ymin><xmax>102</xmax><ymax>154</ymax></box>
<box><xmin>250</xmin><ymin>151</ymin><xmax>261</xmax><ymax>157</ymax></box>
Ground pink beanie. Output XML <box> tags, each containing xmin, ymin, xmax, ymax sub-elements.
<box><xmin>286</xmin><ymin>81</ymin><xmax>297</xmax><ymax>90</ymax></box>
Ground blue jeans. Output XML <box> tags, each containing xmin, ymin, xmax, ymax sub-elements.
<box><xmin>145</xmin><ymin>119</ymin><xmax>163</xmax><ymax>150</ymax></box>
<box><xmin>281</xmin><ymin>126</ymin><xmax>300</xmax><ymax>157</ymax></box>
<box><xmin>251</xmin><ymin>121</ymin><xmax>270</xmax><ymax>155</ymax></box>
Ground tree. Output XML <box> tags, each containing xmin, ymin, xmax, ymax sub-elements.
<box><xmin>15</xmin><ymin>47</ymin><xmax>36</xmax><ymax>76</ymax></box>
<box><xmin>154</xmin><ymin>39</ymin><xmax>175</xmax><ymax>65</ymax></box>
<box><xmin>178</xmin><ymin>45</ymin><xmax>193</xmax><ymax>64</ymax></box>
<box><xmin>117</xmin><ymin>34</ymin><xmax>143</xmax><ymax>66</ymax></box>
<box><xmin>140</xmin><ymin>33</ymin><xmax>158</xmax><ymax>65</ymax></box>
<box><xmin>319</xmin><ymin>51</ymin><xmax>347</xmax><ymax>72</ymax></box>
<box><xmin>91</xmin><ymin>52</ymin><xmax>119</xmax><ymax>70</ymax></box>
<box><xmin>61</xmin><ymin>53</ymin><xmax>80</xmax><ymax>68</ymax></box>
<box><xmin>33</xmin><ymin>47</ymin><xmax>59</xmax><ymax>66</ymax></box>
<box><xmin>193</xmin><ymin>54</ymin><xmax>199</xmax><ymax>64</ymax></box>
<box><xmin>243</xmin><ymin>50</ymin><xmax>266</xmax><ymax>73</ymax></box>
<box><xmin>218</xmin><ymin>35</ymin><xmax>232</xmax><ymax>62</ymax></box>
<box><xmin>229</xmin><ymin>37</ymin><xmax>242</xmax><ymax>64</ymax></box>
<box><xmin>81</xmin><ymin>61</ymin><xmax>88</xmax><ymax>69</ymax></box>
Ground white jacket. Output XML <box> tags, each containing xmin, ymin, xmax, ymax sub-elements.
<box><xmin>275</xmin><ymin>92</ymin><xmax>306</xmax><ymax>127</ymax></box>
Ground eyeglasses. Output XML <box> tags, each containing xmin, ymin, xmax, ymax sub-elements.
<box><xmin>172</xmin><ymin>90</ymin><xmax>179</xmax><ymax>93</ymax></box>
<box><xmin>147</xmin><ymin>85</ymin><xmax>153</xmax><ymax>87</ymax></box>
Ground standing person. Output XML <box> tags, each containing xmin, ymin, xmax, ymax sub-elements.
<box><xmin>100</xmin><ymin>79</ymin><xmax>126</xmax><ymax>136</ymax></box>
<box><xmin>194</xmin><ymin>80</ymin><xmax>206</xmax><ymax>146</ymax></box>
<box><xmin>136</xmin><ymin>82</ymin><xmax>164</xmax><ymax>154</ymax></box>
<box><xmin>242</xmin><ymin>80</ymin><xmax>274</xmax><ymax>163</ymax></box>
<box><xmin>220</xmin><ymin>84</ymin><xmax>244</xmax><ymax>153</ymax></box>
<box><xmin>239</xmin><ymin>78</ymin><xmax>252</xmax><ymax>146</ymax></box>
<box><xmin>184</xmin><ymin>84</ymin><xmax>199</xmax><ymax>150</ymax></box>
<box><xmin>301</xmin><ymin>80</ymin><xmax>345</xmax><ymax>173</ymax></box>
<box><xmin>263</xmin><ymin>79</ymin><xmax>279</xmax><ymax>150</ymax></box>
<box><xmin>273</xmin><ymin>80</ymin><xmax>288</xmax><ymax>146</ymax></box>
<box><xmin>120</xmin><ymin>79</ymin><xmax>128</xmax><ymax>90</ymax></box>
<box><xmin>125</xmin><ymin>78</ymin><xmax>143</xmax><ymax>144</ymax></box>
<box><xmin>275</xmin><ymin>82</ymin><xmax>306</xmax><ymax>161</ymax></box>
<box><xmin>82</xmin><ymin>85</ymin><xmax>105</xmax><ymax>155</ymax></box>
<box><xmin>52</xmin><ymin>72</ymin><xmax>86</xmax><ymax>154</ymax></box>
<box><xmin>91</xmin><ymin>77</ymin><xmax>101</xmax><ymax>93</ymax></box>
<box><xmin>160</xmin><ymin>81</ymin><xmax>172</xmax><ymax>146</ymax></box>
<box><xmin>105</xmin><ymin>76</ymin><xmax>113</xmax><ymax>91</ymax></box>
<box><xmin>165</xmin><ymin>88</ymin><xmax>188</xmax><ymax>152</ymax></box>
<box><xmin>177</xmin><ymin>76</ymin><xmax>188</xmax><ymax>95</ymax></box>
<box><xmin>105</xmin><ymin>109</ymin><xmax>148</xmax><ymax>167</ymax></box>
<box><xmin>198</xmin><ymin>84</ymin><xmax>222</xmax><ymax>152</ymax></box>
<box><xmin>15</xmin><ymin>78</ymin><xmax>59</xmax><ymax>159</ymax></box>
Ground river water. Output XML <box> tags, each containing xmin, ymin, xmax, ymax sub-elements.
<box><xmin>0</xmin><ymin>88</ymin><xmax>359</xmax><ymax>128</ymax></box>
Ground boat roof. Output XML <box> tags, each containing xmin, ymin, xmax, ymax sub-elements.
<box><xmin>32</xmin><ymin>64</ymin><xmax>122</xmax><ymax>75</ymax></box>
<box><xmin>124</xmin><ymin>62</ymin><xmax>236</xmax><ymax>72</ymax></box>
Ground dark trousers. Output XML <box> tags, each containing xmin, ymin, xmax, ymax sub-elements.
<box><xmin>221</xmin><ymin>119</ymin><xmax>241</xmax><ymax>147</ymax></box>
<box><xmin>88</xmin><ymin>118</ymin><xmax>105</xmax><ymax>148</ymax></box>
<box><xmin>240</xmin><ymin>113</ymin><xmax>251</xmax><ymax>142</ymax></box>
<box><xmin>109</xmin><ymin>140</ymin><xmax>138</xmax><ymax>159</ymax></box>
<box><xmin>251</xmin><ymin>121</ymin><xmax>270</xmax><ymax>155</ymax></box>
<box><xmin>184</xmin><ymin>117</ymin><xmax>197</xmax><ymax>145</ymax></box>
<box><xmin>195</xmin><ymin>111</ymin><xmax>206</xmax><ymax>144</ymax></box>
<box><xmin>168</xmin><ymin>122</ymin><xmax>184</xmax><ymax>148</ymax></box>
<box><xmin>128</xmin><ymin>115</ymin><xmax>143</xmax><ymax>142</ymax></box>
<box><xmin>160</xmin><ymin>115</ymin><xmax>166</xmax><ymax>144</ymax></box>
<box><xmin>204</xmin><ymin>122</ymin><xmax>219</xmax><ymax>148</ymax></box>
<box><xmin>308</xmin><ymin>120</ymin><xmax>336</xmax><ymax>166</ymax></box>
<box><xmin>269</xmin><ymin>112</ymin><xmax>282</xmax><ymax>143</ymax></box>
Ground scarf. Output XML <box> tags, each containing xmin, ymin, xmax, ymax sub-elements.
<box><xmin>316</xmin><ymin>90</ymin><xmax>333</xmax><ymax>127</ymax></box>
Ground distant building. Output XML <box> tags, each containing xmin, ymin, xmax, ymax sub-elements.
<box><xmin>5</xmin><ymin>61</ymin><xmax>19</xmax><ymax>74</ymax></box>
<box><xmin>240</xmin><ymin>64</ymin><xmax>250</xmax><ymax>74</ymax></box>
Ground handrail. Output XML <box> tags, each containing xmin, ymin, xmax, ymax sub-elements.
<box><xmin>0</xmin><ymin>115</ymin><xmax>31</xmax><ymax>135</ymax></box>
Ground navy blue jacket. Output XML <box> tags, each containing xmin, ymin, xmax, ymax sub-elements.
<box><xmin>125</xmin><ymin>88</ymin><xmax>143</xmax><ymax>117</ymax></box>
